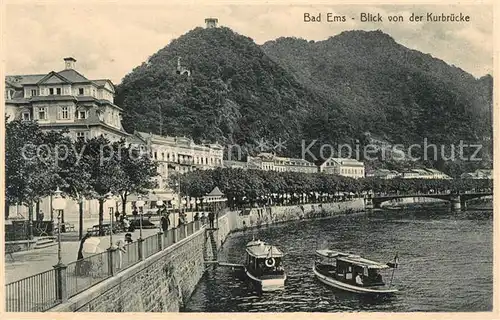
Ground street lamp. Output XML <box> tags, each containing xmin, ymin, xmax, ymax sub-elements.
<box><xmin>136</xmin><ymin>197</ymin><xmax>145</xmax><ymax>240</ymax></box>
<box><xmin>105</xmin><ymin>192</ymin><xmax>114</xmax><ymax>248</ymax></box>
<box><xmin>52</xmin><ymin>187</ymin><xmax>66</xmax><ymax>266</ymax></box>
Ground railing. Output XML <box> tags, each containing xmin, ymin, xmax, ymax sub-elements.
<box><xmin>143</xmin><ymin>233</ymin><xmax>160</xmax><ymax>258</ymax></box>
<box><xmin>66</xmin><ymin>250</ymin><xmax>111</xmax><ymax>298</ymax></box>
<box><xmin>120</xmin><ymin>240</ymin><xmax>140</xmax><ymax>270</ymax></box>
<box><xmin>5</xmin><ymin>221</ymin><xmax>206</xmax><ymax>312</ymax></box>
<box><xmin>5</xmin><ymin>269</ymin><xmax>58</xmax><ymax>312</ymax></box>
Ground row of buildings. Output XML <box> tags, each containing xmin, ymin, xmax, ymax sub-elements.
<box><xmin>225</xmin><ymin>153</ymin><xmax>366</xmax><ymax>178</ymax></box>
<box><xmin>367</xmin><ymin>168</ymin><xmax>493</xmax><ymax>180</ymax></box>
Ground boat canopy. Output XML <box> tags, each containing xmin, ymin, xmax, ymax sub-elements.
<box><xmin>315</xmin><ymin>249</ymin><xmax>350</xmax><ymax>258</ymax></box>
<box><xmin>337</xmin><ymin>255</ymin><xmax>390</xmax><ymax>269</ymax></box>
<box><xmin>246</xmin><ymin>240</ymin><xmax>284</xmax><ymax>258</ymax></box>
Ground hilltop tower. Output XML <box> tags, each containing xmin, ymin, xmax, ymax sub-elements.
<box><xmin>205</xmin><ymin>17</ymin><xmax>218</xmax><ymax>28</ymax></box>
<box><xmin>176</xmin><ymin>57</ymin><xmax>191</xmax><ymax>76</ymax></box>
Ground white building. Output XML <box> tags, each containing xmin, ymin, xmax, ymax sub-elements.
<box><xmin>128</xmin><ymin>131</ymin><xmax>224</xmax><ymax>193</ymax></box>
<box><xmin>246</xmin><ymin>153</ymin><xmax>317</xmax><ymax>173</ymax></box>
<box><xmin>461</xmin><ymin>169</ymin><xmax>493</xmax><ymax>179</ymax></box>
<box><xmin>318</xmin><ymin>157</ymin><xmax>365</xmax><ymax>179</ymax></box>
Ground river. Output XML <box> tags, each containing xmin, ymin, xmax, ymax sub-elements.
<box><xmin>183</xmin><ymin>205</ymin><xmax>493</xmax><ymax>312</ymax></box>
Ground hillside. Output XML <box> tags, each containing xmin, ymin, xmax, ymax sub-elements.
<box><xmin>115</xmin><ymin>27</ymin><xmax>493</xmax><ymax>170</ymax></box>
<box><xmin>262</xmin><ymin>30</ymin><xmax>492</xmax><ymax>146</ymax></box>
<box><xmin>115</xmin><ymin>27</ymin><xmax>338</xmax><ymax>158</ymax></box>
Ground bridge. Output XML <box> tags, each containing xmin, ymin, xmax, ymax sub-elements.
<box><xmin>366</xmin><ymin>192</ymin><xmax>492</xmax><ymax>210</ymax></box>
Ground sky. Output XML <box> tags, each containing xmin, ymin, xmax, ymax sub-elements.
<box><xmin>3</xmin><ymin>2</ymin><xmax>494</xmax><ymax>84</ymax></box>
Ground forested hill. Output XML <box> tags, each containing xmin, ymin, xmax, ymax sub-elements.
<box><xmin>115</xmin><ymin>27</ymin><xmax>493</xmax><ymax>169</ymax></box>
<box><xmin>261</xmin><ymin>30</ymin><xmax>493</xmax><ymax>146</ymax></box>
<box><xmin>115</xmin><ymin>26</ymin><xmax>333</xmax><ymax>157</ymax></box>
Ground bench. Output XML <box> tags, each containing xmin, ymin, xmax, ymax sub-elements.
<box><xmin>54</xmin><ymin>222</ymin><xmax>75</xmax><ymax>233</ymax></box>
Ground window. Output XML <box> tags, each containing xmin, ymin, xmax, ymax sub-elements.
<box><xmin>49</xmin><ymin>88</ymin><xmax>54</xmax><ymax>95</ymax></box>
<box><xmin>31</xmin><ymin>89</ymin><xmax>37</xmax><ymax>97</ymax></box>
<box><xmin>61</xmin><ymin>107</ymin><xmax>69</xmax><ymax>119</ymax></box>
<box><xmin>22</xmin><ymin>111</ymin><xmax>31</xmax><ymax>121</ymax></box>
<box><xmin>56</xmin><ymin>88</ymin><xmax>62</xmax><ymax>95</ymax></box>
<box><xmin>78</xmin><ymin>110</ymin><xmax>87</xmax><ymax>119</ymax></box>
<box><xmin>38</xmin><ymin>107</ymin><xmax>47</xmax><ymax>120</ymax></box>
<box><xmin>76</xmin><ymin>132</ymin><xmax>86</xmax><ymax>141</ymax></box>
<box><xmin>78</xmin><ymin>88</ymin><xmax>84</xmax><ymax>95</ymax></box>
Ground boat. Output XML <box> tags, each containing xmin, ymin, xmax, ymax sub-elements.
<box><xmin>244</xmin><ymin>239</ymin><xmax>286</xmax><ymax>292</ymax></box>
<box><xmin>313</xmin><ymin>249</ymin><xmax>399</xmax><ymax>295</ymax></box>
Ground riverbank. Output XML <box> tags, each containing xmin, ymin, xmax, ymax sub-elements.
<box><xmin>46</xmin><ymin>199</ymin><xmax>364</xmax><ymax>312</ymax></box>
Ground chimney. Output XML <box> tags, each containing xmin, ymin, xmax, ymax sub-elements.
<box><xmin>64</xmin><ymin>57</ymin><xmax>76</xmax><ymax>70</ymax></box>
<box><xmin>205</xmin><ymin>17</ymin><xmax>218</xmax><ymax>28</ymax></box>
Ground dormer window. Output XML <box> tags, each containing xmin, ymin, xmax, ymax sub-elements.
<box><xmin>78</xmin><ymin>110</ymin><xmax>87</xmax><ymax>119</ymax></box>
<box><xmin>78</xmin><ymin>88</ymin><xmax>84</xmax><ymax>95</ymax></box>
<box><xmin>22</xmin><ymin>111</ymin><xmax>31</xmax><ymax>121</ymax></box>
<box><xmin>56</xmin><ymin>88</ymin><xmax>62</xmax><ymax>95</ymax></box>
<box><xmin>31</xmin><ymin>89</ymin><xmax>38</xmax><ymax>97</ymax></box>
<box><xmin>49</xmin><ymin>88</ymin><xmax>54</xmax><ymax>95</ymax></box>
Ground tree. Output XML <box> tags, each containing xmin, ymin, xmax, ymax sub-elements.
<box><xmin>115</xmin><ymin>140</ymin><xmax>159</xmax><ymax>215</ymax></box>
<box><xmin>81</xmin><ymin>136</ymin><xmax>126</xmax><ymax>236</ymax></box>
<box><xmin>5</xmin><ymin>120</ymin><xmax>62</xmax><ymax>237</ymax></box>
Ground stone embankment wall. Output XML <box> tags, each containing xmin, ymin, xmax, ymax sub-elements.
<box><xmin>52</xmin><ymin>199</ymin><xmax>364</xmax><ymax>312</ymax></box>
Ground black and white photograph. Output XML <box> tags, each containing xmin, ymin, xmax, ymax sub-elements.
<box><xmin>1</xmin><ymin>0</ymin><xmax>496</xmax><ymax>316</ymax></box>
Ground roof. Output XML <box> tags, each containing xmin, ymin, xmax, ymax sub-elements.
<box><xmin>323</xmin><ymin>157</ymin><xmax>364</xmax><ymax>167</ymax></box>
<box><xmin>337</xmin><ymin>255</ymin><xmax>390</xmax><ymax>269</ymax></box>
<box><xmin>6</xmin><ymin>74</ymin><xmax>46</xmax><ymax>86</ymax></box>
<box><xmin>316</xmin><ymin>249</ymin><xmax>350</xmax><ymax>258</ymax></box>
<box><xmin>206</xmin><ymin>186</ymin><xmax>224</xmax><ymax>197</ymax></box>
<box><xmin>57</xmin><ymin>69</ymin><xmax>90</xmax><ymax>83</ymax></box>
<box><xmin>246</xmin><ymin>240</ymin><xmax>283</xmax><ymax>258</ymax></box>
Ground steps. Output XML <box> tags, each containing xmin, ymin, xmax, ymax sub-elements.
<box><xmin>204</xmin><ymin>229</ymin><xmax>218</xmax><ymax>263</ymax></box>
<box><xmin>34</xmin><ymin>236</ymin><xmax>57</xmax><ymax>249</ymax></box>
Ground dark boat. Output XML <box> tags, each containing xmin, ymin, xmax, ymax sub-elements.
<box><xmin>313</xmin><ymin>249</ymin><xmax>399</xmax><ymax>295</ymax></box>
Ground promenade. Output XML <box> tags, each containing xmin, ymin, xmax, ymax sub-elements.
<box><xmin>5</xmin><ymin>228</ymin><xmax>160</xmax><ymax>284</ymax></box>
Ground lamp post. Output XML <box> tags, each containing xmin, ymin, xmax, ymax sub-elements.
<box><xmin>52</xmin><ymin>187</ymin><xmax>66</xmax><ymax>266</ymax></box>
<box><xmin>156</xmin><ymin>200</ymin><xmax>164</xmax><ymax>232</ymax></box>
<box><xmin>136</xmin><ymin>198</ymin><xmax>145</xmax><ymax>240</ymax></box>
<box><xmin>105</xmin><ymin>192</ymin><xmax>114</xmax><ymax>248</ymax></box>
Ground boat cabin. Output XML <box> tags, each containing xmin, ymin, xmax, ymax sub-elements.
<box><xmin>246</xmin><ymin>240</ymin><xmax>285</xmax><ymax>277</ymax></box>
<box><xmin>315</xmin><ymin>249</ymin><xmax>391</xmax><ymax>287</ymax></box>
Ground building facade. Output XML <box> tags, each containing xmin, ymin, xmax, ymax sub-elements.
<box><xmin>460</xmin><ymin>169</ymin><xmax>493</xmax><ymax>179</ymax></box>
<box><xmin>401</xmin><ymin>168</ymin><xmax>451</xmax><ymax>179</ymax></box>
<box><xmin>5</xmin><ymin>58</ymin><xmax>129</xmax><ymax>223</ymax></box>
<box><xmin>129</xmin><ymin>131</ymin><xmax>224</xmax><ymax>191</ymax></box>
<box><xmin>246</xmin><ymin>153</ymin><xmax>317</xmax><ymax>173</ymax></box>
<box><xmin>5</xmin><ymin>57</ymin><xmax>129</xmax><ymax>141</ymax></box>
<box><xmin>319</xmin><ymin>158</ymin><xmax>365</xmax><ymax>179</ymax></box>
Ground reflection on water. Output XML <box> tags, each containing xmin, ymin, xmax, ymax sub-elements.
<box><xmin>184</xmin><ymin>206</ymin><xmax>493</xmax><ymax>312</ymax></box>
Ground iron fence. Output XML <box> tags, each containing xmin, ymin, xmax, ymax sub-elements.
<box><xmin>66</xmin><ymin>250</ymin><xmax>111</xmax><ymax>298</ymax></box>
<box><xmin>120</xmin><ymin>240</ymin><xmax>140</xmax><ymax>270</ymax></box>
<box><xmin>5</xmin><ymin>218</ymin><xmax>208</xmax><ymax>312</ymax></box>
<box><xmin>164</xmin><ymin>228</ymin><xmax>175</xmax><ymax>247</ymax></box>
<box><xmin>5</xmin><ymin>268</ymin><xmax>58</xmax><ymax>312</ymax></box>
<box><xmin>143</xmin><ymin>234</ymin><xmax>160</xmax><ymax>258</ymax></box>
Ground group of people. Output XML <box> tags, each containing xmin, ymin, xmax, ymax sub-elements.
<box><xmin>159</xmin><ymin>210</ymin><xmax>217</xmax><ymax>231</ymax></box>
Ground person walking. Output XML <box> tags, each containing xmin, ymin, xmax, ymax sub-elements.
<box><xmin>160</xmin><ymin>214</ymin><xmax>170</xmax><ymax>232</ymax></box>
<box><xmin>208</xmin><ymin>211</ymin><xmax>215</xmax><ymax>229</ymax></box>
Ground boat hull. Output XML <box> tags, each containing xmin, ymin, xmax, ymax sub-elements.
<box><xmin>313</xmin><ymin>265</ymin><xmax>397</xmax><ymax>295</ymax></box>
<box><xmin>246</xmin><ymin>269</ymin><xmax>286</xmax><ymax>292</ymax></box>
